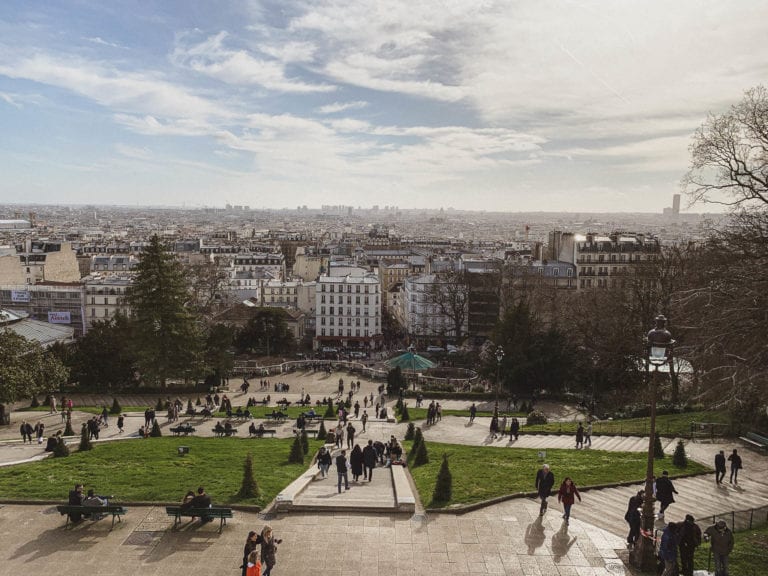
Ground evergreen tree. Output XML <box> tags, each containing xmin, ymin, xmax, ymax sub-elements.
<box><xmin>30</xmin><ymin>396</ymin><xmax>40</xmax><ymax>408</ymax></box>
<box><xmin>79</xmin><ymin>423</ymin><xmax>92</xmax><ymax>451</ymax></box>
<box><xmin>238</xmin><ymin>453</ymin><xmax>260</xmax><ymax>498</ymax></box>
<box><xmin>301</xmin><ymin>429</ymin><xmax>309</xmax><ymax>454</ymax></box>
<box><xmin>672</xmin><ymin>440</ymin><xmax>688</xmax><ymax>468</ymax></box>
<box><xmin>63</xmin><ymin>414</ymin><xmax>75</xmax><ymax>436</ymax></box>
<box><xmin>288</xmin><ymin>434</ymin><xmax>304</xmax><ymax>464</ymax></box>
<box><xmin>155</xmin><ymin>397</ymin><xmax>165</xmax><ymax>411</ymax></box>
<box><xmin>653</xmin><ymin>434</ymin><xmax>665</xmax><ymax>459</ymax></box>
<box><xmin>400</xmin><ymin>402</ymin><xmax>410</xmax><ymax>422</ymax></box>
<box><xmin>150</xmin><ymin>419</ymin><xmax>162</xmax><ymax>437</ymax></box>
<box><xmin>187</xmin><ymin>399</ymin><xmax>195</xmax><ymax>415</ymax></box>
<box><xmin>432</xmin><ymin>453</ymin><xmax>453</xmax><ymax>503</ymax></box>
<box><xmin>126</xmin><ymin>235</ymin><xmax>203</xmax><ymax>387</ymax></box>
<box><xmin>404</xmin><ymin>422</ymin><xmax>415</xmax><ymax>441</ymax></box>
<box><xmin>410</xmin><ymin>427</ymin><xmax>424</xmax><ymax>462</ymax></box>
<box><xmin>110</xmin><ymin>398</ymin><xmax>122</xmax><ymax>414</ymax></box>
<box><xmin>412</xmin><ymin>438</ymin><xmax>429</xmax><ymax>467</ymax></box>
<box><xmin>70</xmin><ymin>316</ymin><xmax>138</xmax><ymax>391</ymax></box>
<box><xmin>324</xmin><ymin>402</ymin><xmax>336</xmax><ymax>419</ymax></box>
<box><xmin>317</xmin><ymin>419</ymin><xmax>327</xmax><ymax>441</ymax></box>
<box><xmin>53</xmin><ymin>436</ymin><xmax>70</xmax><ymax>458</ymax></box>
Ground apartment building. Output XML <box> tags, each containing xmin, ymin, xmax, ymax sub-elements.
<box><xmin>314</xmin><ymin>273</ymin><xmax>382</xmax><ymax>350</ymax></box>
<box><xmin>83</xmin><ymin>275</ymin><xmax>133</xmax><ymax>328</ymax></box>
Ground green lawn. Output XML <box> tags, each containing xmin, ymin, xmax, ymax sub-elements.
<box><xmin>522</xmin><ymin>411</ymin><xmax>730</xmax><ymax>437</ymax></box>
<box><xmin>0</xmin><ymin>437</ymin><xmax>321</xmax><ymax>508</ymax></box>
<box><xmin>406</xmin><ymin>441</ymin><xmax>710</xmax><ymax>509</ymax></box>
<box><xmin>694</xmin><ymin>523</ymin><xmax>768</xmax><ymax>576</ymax></box>
<box><xmin>407</xmin><ymin>407</ymin><xmax>526</xmax><ymax>420</ymax></box>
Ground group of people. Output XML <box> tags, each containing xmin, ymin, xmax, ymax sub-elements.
<box><xmin>19</xmin><ymin>420</ymin><xmax>45</xmax><ymax>444</ymax></box>
<box><xmin>714</xmin><ymin>448</ymin><xmax>743</xmax><ymax>485</ymax></box>
<box><xmin>658</xmin><ymin>515</ymin><xmax>734</xmax><ymax>576</ymax></box>
<box><xmin>241</xmin><ymin>525</ymin><xmax>282</xmax><ymax>576</ymax></box>
<box><xmin>180</xmin><ymin>486</ymin><xmax>214</xmax><ymax>523</ymax></box>
<box><xmin>423</xmin><ymin>400</ymin><xmax>442</xmax><ymax>425</ymax></box>
<box><xmin>534</xmin><ymin>464</ymin><xmax>582</xmax><ymax>523</ymax></box>
<box><xmin>574</xmin><ymin>422</ymin><xmax>592</xmax><ymax>449</ymax></box>
<box><xmin>66</xmin><ymin>483</ymin><xmax>111</xmax><ymax>523</ymax></box>
<box><xmin>317</xmin><ymin>435</ymin><xmax>402</xmax><ymax>493</ymax></box>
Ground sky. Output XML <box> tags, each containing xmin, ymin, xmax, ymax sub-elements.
<box><xmin>1</xmin><ymin>1</ymin><xmax>767</xmax><ymax>213</ymax></box>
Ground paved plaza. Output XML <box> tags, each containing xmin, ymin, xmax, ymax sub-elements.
<box><xmin>1</xmin><ymin>369</ymin><xmax>767</xmax><ymax>575</ymax></box>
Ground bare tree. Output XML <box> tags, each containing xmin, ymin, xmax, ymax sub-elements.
<box><xmin>683</xmin><ymin>85</ymin><xmax>768</xmax><ymax>207</ymax></box>
<box><xmin>424</xmin><ymin>270</ymin><xmax>470</xmax><ymax>343</ymax></box>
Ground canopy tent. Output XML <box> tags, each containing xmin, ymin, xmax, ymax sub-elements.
<box><xmin>385</xmin><ymin>351</ymin><xmax>436</xmax><ymax>372</ymax></box>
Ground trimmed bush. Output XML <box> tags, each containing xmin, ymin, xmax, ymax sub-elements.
<box><xmin>324</xmin><ymin>403</ymin><xmax>336</xmax><ymax>419</ymax></box>
<box><xmin>412</xmin><ymin>438</ymin><xmax>429</xmax><ymax>467</ymax></box>
<box><xmin>30</xmin><ymin>396</ymin><xmax>40</xmax><ymax>408</ymax></box>
<box><xmin>526</xmin><ymin>410</ymin><xmax>548</xmax><ymax>425</ymax></box>
<box><xmin>404</xmin><ymin>422</ymin><xmax>416</xmax><ymax>441</ymax></box>
<box><xmin>43</xmin><ymin>395</ymin><xmax>52</xmax><ymax>406</ymax></box>
<box><xmin>432</xmin><ymin>453</ymin><xmax>452</xmax><ymax>503</ymax></box>
<box><xmin>300</xmin><ymin>429</ymin><xmax>309</xmax><ymax>455</ymax></box>
<box><xmin>395</xmin><ymin>397</ymin><xmax>404</xmax><ymax>412</ymax></box>
<box><xmin>155</xmin><ymin>398</ymin><xmax>164</xmax><ymax>411</ymax></box>
<box><xmin>186</xmin><ymin>399</ymin><xmax>195</xmax><ymax>415</ymax></box>
<box><xmin>237</xmin><ymin>453</ymin><xmax>260</xmax><ymax>498</ymax></box>
<box><xmin>110</xmin><ymin>398</ymin><xmax>122</xmax><ymax>414</ymax></box>
<box><xmin>653</xmin><ymin>434</ymin><xmax>664</xmax><ymax>459</ymax></box>
<box><xmin>400</xmin><ymin>403</ymin><xmax>410</xmax><ymax>422</ymax></box>
<box><xmin>196</xmin><ymin>397</ymin><xmax>202</xmax><ymax>406</ymax></box>
<box><xmin>288</xmin><ymin>434</ymin><xmax>304</xmax><ymax>464</ymax></box>
<box><xmin>53</xmin><ymin>437</ymin><xmax>70</xmax><ymax>458</ymax></box>
<box><xmin>317</xmin><ymin>420</ymin><xmax>327</xmax><ymax>441</ymax></box>
<box><xmin>150</xmin><ymin>419</ymin><xmax>162</xmax><ymax>437</ymax></box>
<box><xmin>79</xmin><ymin>423</ymin><xmax>93</xmax><ymax>451</ymax></box>
<box><xmin>63</xmin><ymin>415</ymin><xmax>75</xmax><ymax>437</ymax></box>
<box><xmin>672</xmin><ymin>440</ymin><xmax>688</xmax><ymax>468</ymax></box>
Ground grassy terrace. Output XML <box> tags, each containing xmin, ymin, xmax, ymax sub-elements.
<box><xmin>522</xmin><ymin>411</ymin><xmax>730</xmax><ymax>437</ymax></box>
<box><xmin>0</xmin><ymin>437</ymin><xmax>321</xmax><ymax>508</ymax></box>
<box><xmin>407</xmin><ymin>407</ymin><xmax>526</xmax><ymax>420</ymax></box>
<box><xmin>406</xmin><ymin>441</ymin><xmax>710</xmax><ymax>509</ymax></box>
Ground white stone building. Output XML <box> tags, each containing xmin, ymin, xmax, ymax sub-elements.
<box><xmin>314</xmin><ymin>273</ymin><xmax>382</xmax><ymax>350</ymax></box>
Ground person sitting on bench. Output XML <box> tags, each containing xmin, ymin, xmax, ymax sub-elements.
<box><xmin>83</xmin><ymin>488</ymin><xmax>108</xmax><ymax>520</ymax></box>
<box><xmin>224</xmin><ymin>421</ymin><xmax>234</xmax><ymax>435</ymax></box>
<box><xmin>190</xmin><ymin>486</ymin><xmax>213</xmax><ymax>523</ymax></box>
<box><xmin>214</xmin><ymin>421</ymin><xmax>225</xmax><ymax>435</ymax></box>
<box><xmin>201</xmin><ymin>406</ymin><xmax>213</xmax><ymax>418</ymax></box>
<box><xmin>68</xmin><ymin>483</ymin><xmax>85</xmax><ymax>523</ymax></box>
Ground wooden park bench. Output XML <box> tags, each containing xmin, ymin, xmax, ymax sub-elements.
<box><xmin>267</xmin><ymin>411</ymin><xmax>287</xmax><ymax>422</ymax></box>
<box><xmin>249</xmin><ymin>428</ymin><xmax>277</xmax><ymax>438</ymax></box>
<box><xmin>212</xmin><ymin>427</ymin><xmax>238</xmax><ymax>437</ymax></box>
<box><xmin>740</xmin><ymin>431</ymin><xmax>768</xmax><ymax>450</ymax></box>
<box><xmin>165</xmin><ymin>506</ymin><xmax>233</xmax><ymax>533</ymax></box>
<box><xmin>302</xmin><ymin>413</ymin><xmax>322</xmax><ymax>423</ymax></box>
<box><xmin>170</xmin><ymin>424</ymin><xmax>196</xmax><ymax>436</ymax></box>
<box><xmin>56</xmin><ymin>504</ymin><xmax>127</xmax><ymax>530</ymax></box>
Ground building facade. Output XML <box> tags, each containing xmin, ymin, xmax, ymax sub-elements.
<box><xmin>314</xmin><ymin>273</ymin><xmax>382</xmax><ymax>350</ymax></box>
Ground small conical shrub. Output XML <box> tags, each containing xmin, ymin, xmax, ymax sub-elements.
<box><xmin>155</xmin><ymin>398</ymin><xmax>164</xmax><ymax>411</ymax></box>
<box><xmin>413</xmin><ymin>427</ymin><xmax>424</xmax><ymax>449</ymax></box>
<box><xmin>63</xmin><ymin>415</ymin><xmax>75</xmax><ymax>436</ymax></box>
<box><xmin>79</xmin><ymin>423</ymin><xmax>92</xmax><ymax>451</ymax></box>
<box><xmin>150</xmin><ymin>419</ymin><xmax>162</xmax><ymax>437</ymax></box>
<box><xmin>317</xmin><ymin>419</ymin><xmax>327</xmax><ymax>441</ymax></box>
<box><xmin>238</xmin><ymin>453</ymin><xmax>260</xmax><ymax>498</ymax></box>
<box><xmin>672</xmin><ymin>440</ymin><xmax>688</xmax><ymax>468</ymax></box>
<box><xmin>324</xmin><ymin>403</ymin><xmax>336</xmax><ymax>419</ymax></box>
<box><xmin>432</xmin><ymin>453</ymin><xmax>452</xmax><ymax>503</ymax></box>
<box><xmin>412</xmin><ymin>438</ymin><xmax>429</xmax><ymax>467</ymax></box>
<box><xmin>400</xmin><ymin>403</ymin><xmax>410</xmax><ymax>422</ymax></box>
<box><xmin>653</xmin><ymin>434</ymin><xmax>664</xmax><ymax>459</ymax></box>
<box><xmin>110</xmin><ymin>398</ymin><xmax>122</xmax><ymax>414</ymax></box>
<box><xmin>53</xmin><ymin>437</ymin><xmax>70</xmax><ymax>458</ymax></box>
<box><xmin>301</xmin><ymin>429</ymin><xmax>309</xmax><ymax>454</ymax></box>
<box><xmin>186</xmin><ymin>399</ymin><xmax>195</xmax><ymax>415</ymax></box>
<box><xmin>288</xmin><ymin>434</ymin><xmax>304</xmax><ymax>464</ymax></box>
<box><xmin>395</xmin><ymin>397</ymin><xmax>404</xmax><ymax>412</ymax></box>
<box><xmin>30</xmin><ymin>396</ymin><xmax>40</xmax><ymax>408</ymax></box>
<box><xmin>404</xmin><ymin>422</ymin><xmax>415</xmax><ymax>441</ymax></box>
<box><xmin>196</xmin><ymin>397</ymin><xmax>202</xmax><ymax>406</ymax></box>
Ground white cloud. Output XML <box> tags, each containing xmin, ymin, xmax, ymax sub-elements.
<box><xmin>83</xmin><ymin>36</ymin><xmax>120</xmax><ymax>48</ymax></box>
<box><xmin>316</xmin><ymin>100</ymin><xmax>368</xmax><ymax>114</ymax></box>
<box><xmin>0</xmin><ymin>91</ymin><xmax>22</xmax><ymax>108</ymax></box>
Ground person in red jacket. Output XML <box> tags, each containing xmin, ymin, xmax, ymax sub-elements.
<box><xmin>557</xmin><ymin>477</ymin><xmax>582</xmax><ymax>523</ymax></box>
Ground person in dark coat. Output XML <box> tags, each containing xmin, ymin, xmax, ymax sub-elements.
<box><xmin>259</xmin><ymin>525</ymin><xmax>281</xmax><ymax>576</ymax></box>
<box><xmin>727</xmin><ymin>449</ymin><xmax>742</xmax><ymax>485</ymax></box>
<box><xmin>241</xmin><ymin>530</ymin><xmax>260</xmax><ymax>576</ymax></box>
<box><xmin>349</xmin><ymin>444</ymin><xmax>364</xmax><ymax>482</ymax></box>
<box><xmin>659</xmin><ymin>522</ymin><xmax>679</xmax><ymax>576</ymax></box>
<box><xmin>624</xmin><ymin>490</ymin><xmax>644</xmax><ymax>548</ymax></box>
<box><xmin>190</xmin><ymin>486</ymin><xmax>213</xmax><ymax>523</ymax></box>
<box><xmin>535</xmin><ymin>464</ymin><xmax>555</xmax><ymax>516</ymax></box>
<box><xmin>335</xmin><ymin>449</ymin><xmax>349</xmax><ymax>493</ymax></box>
<box><xmin>678</xmin><ymin>514</ymin><xmax>702</xmax><ymax>576</ymax></box>
<box><xmin>714</xmin><ymin>450</ymin><xmax>726</xmax><ymax>484</ymax></box>
<box><xmin>655</xmin><ymin>470</ymin><xmax>678</xmax><ymax>518</ymax></box>
<box><xmin>556</xmin><ymin>477</ymin><xmax>581</xmax><ymax>523</ymax></box>
<box><xmin>575</xmin><ymin>423</ymin><xmax>584</xmax><ymax>449</ymax></box>
<box><xmin>362</xmin><ymin>440</ymin><xmax>377</xmax><ymax>481</ymax></box>
<box><xmin>68</xmin><ymin>483</ymin><xmax>84</xmax><ymax>523</ymax></box>
<box><xmin>510</xmin><ymin>418</ymin><xmax>520</xmax><ymax>440</ymax></box>
<box><xmin>704</xmin><ymin>520</ymin><xmax>734</xmax><ymax>576</ymax></box>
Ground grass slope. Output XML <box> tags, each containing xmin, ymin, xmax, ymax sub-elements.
<box><xmin>0</xmin><ymin>437</ymin><xmax>320</xmax><ymax>508</ymax></box>
<box><xmin>694</xmin><ymin>523</ymin><xmax>768</xmax><ymax>575</ymax></box>
<box><xmin>522</xmin><ymin>411</ymin><xmax>729</xmax><ymax>437</ymax></box>
<box><xmin>406</xmin><ymin>441</ymin><xmax>710</xmax><ymax>508</ymax></box>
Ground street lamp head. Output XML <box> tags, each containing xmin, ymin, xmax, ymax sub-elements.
<box><xmin>646</xmin><ymin>315</ymin><xmax>674</xmax><ymax>366</ymax></box>
<box><xmin>496</xmin><ymin>346</ymin><xmax>504</xmax><ymax>364</ymax></box>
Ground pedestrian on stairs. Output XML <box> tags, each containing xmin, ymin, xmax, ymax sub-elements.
<box><xmin>556</xmin><ymin>477</ymin><xmax>581</xmax><ymax>523</ymax></box>
<box><xmin>727</xmin><ymin>449</ymin><xmax>742</xmax><ymax>485</ymax></box>
<box><xmin>678</xmin><ymin>514</ymin><xmax>702</xmax><ymax>576</ymax></box>
<box><xmin>535</xmin><ymin>464</ymin><xmax>555</xmax><ymax>516</ymax></box>
<box><xmin>655</xmin><ymin>470</ymin><xmax>678</xmax><ymax>518</ymax></box>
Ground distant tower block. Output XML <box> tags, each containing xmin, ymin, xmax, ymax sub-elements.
<box><xmin>672</xmin><ymin>194</ymin><xmax>681</xmax><ymax>215</ymax></box>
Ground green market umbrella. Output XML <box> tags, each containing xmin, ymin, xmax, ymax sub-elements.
<box><xmin>385</xmin><ymin>351</ymin><xmax>436</xmax><ymax>372</ymax></box>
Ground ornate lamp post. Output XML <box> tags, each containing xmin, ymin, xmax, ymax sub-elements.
<box><xmin>631</xmin><ymin>315</ymin><xmax>674</xmax><ymax>571</ymax></box>
<box><xmin>495</xmin><ymin>345</ymin><xmax>504</xmax><ymax>415</ymax></box>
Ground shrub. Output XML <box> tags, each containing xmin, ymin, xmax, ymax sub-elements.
<box><xmin>317</xmin><ymin>420</ymin><xmax>327</xmax><ymax>441</ymax></box>
<box><xmin>432</xmin><ymin>453</ymin><xmax>452</xmax><ymax>503</ymax></box>
<box><xmin>672</xmin><ymin>440</ymin><xmax>688</xmax><ymax>468</ymax></box>
<box><xmin>653</xmin><ymin>434</ymin><xmax>664</xmax><ymax>459</ymax></box>
<box><xmin>150</xmin><ymin>419</ymin><xmax>162</xmax><ymax>437</ymax></box>
<box><xmin>324</xmin><ymin>403</ymin><xmax>336</xmax><ymax>419</ymax></box>
<box><xmin>155</xmin><ymin>398</ymin><xmax>164</xmax><ymax>411</ymax></box>
<box><xmin>53</xmin><ymin>437</ymin><xmax>70</xmax><ymax>458</ymax></box>
<box><xmin>404</xmin><ymin>422</ymin><xmax>416</xmax><ymax>441</ymax></box>
<box><xmin>196</xmin><ymin>397</ymin><xmax>202</xmax><ymax>406</ymax></box>
<box><xmin>412</xmin><ymin>438</ymin><xmax>429</xmax><ymax>467</ymax></box>
<box><xmin>43</xmin><ymin>395</ymin><xmax>52</xmax><ymax>406</ymax></box>
<box><xmin>237</xmin><ymin>453</ymin><xmax>260</xmax><ymax>498</ymax></box>
<box><xmin>30</xmin><ymin>396</ymin><xmax>40</xmax><ymax>408</ymax></box>
<box><xmin>79</xmin><ymin>423</ymin><xmax>93</xmax><ymax>451</ymax></box>
<box><xmin>63</xmin><ymin>415</ymin><xmax>75</xmax><ymax>436</ymax></box>
<box><xmin>526</xmin><ymin>410</ymin><xmax>548</xmax><ymax>425</ymax></box>
<box><xmin>300</xmin><ymin>429</ymin><xmax>309</xmax><ymax>455</ymax></box>
<box><xmin>110</xmin><ymin>398</ymin><xmax>122</xmax><ymax>414</ymax></box>
<box><xmin>186</xmin><ymin>399</ymin><xmax>195</xmax><ymax>415</ymax></box>
<box><xmin>400</xmin><ymin>403</ymin><xmax>410</xmax><ymax>422</ymax></box>
<box><xmin>395</xmin><ymin>397</ymin><xmax>404</xmax><ymax>413</ymax></box>
<box><xmin>288</xmin><ymin>434</ymin><xmax>304</xmax><ymax>464</ymax></box>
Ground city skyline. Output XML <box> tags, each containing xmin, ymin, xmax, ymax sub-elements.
<box><xmin>1</xmin><ymin>1</ymin><xmax>767</xmax><ymax>212</ymax></box>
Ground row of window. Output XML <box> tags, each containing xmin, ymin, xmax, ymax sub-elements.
<box><xmin>320</xmin><ymin>284</ymin><xmax>375</xmax><ymax>293</ymax></box>
<box><xmin>319</xmin><ymin>328</ymin><xmax>374</xmax><ymax>337</ymax></box>
<box><xmin>320</xmin><ymin>317</ymin><xmax>373</xmax><ymax>327</ymax></box>
<box><xmin>320</xmin><ymin>295</ymin><xmax>370</xmax><ymax>304</ymax></box>
<box><xmin>580</xmin><ymin>253</ymin><xmax>648</xmax><ymax>263</ymax></box>
<box><xmin>320</xmin><ymin>306</ymin><xmax>380</xmax><ymax>316</ymax></box>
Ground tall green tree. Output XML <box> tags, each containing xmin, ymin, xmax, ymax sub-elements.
<box><xmin>0</xmin><ymin>331</ymin><xmax>69</xmax><ymax>424</ymax></box>
<box><xmin>127</xmin><ymin>235</ymin><xmax>203</xmax><ymax>387</ymax></box>
<box><xmin>234</xmin><ymin>308</ymin><xmax>294</xmax><ymax>356</ymax></box>
<box><xmin>203</xmin><ymin>323</ymin><xmax>235</xmax><ymax>386</ymax></box>
<box><xmin>70</xmin><ymin>316</ymin><xmax>138</xmax><ymax>391</ymax></box>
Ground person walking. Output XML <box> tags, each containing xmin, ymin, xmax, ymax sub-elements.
<box><xmin>346</xmin><ymin>422</ymin><xmax>356</xmax><ymax>450</ymax></box>
<box><xmin>361</xmin><ymin>410</ymin><xmax>368</xmax><ymax>432</ymax></box>
<box><xmin>117</xmin><ymin>414</ymin><xmax>125</xmax><ymax>434</ymax></box>
<box><xmin>714</xmin><ymin>450</ymin><xmax>726</xmax><ymax>484</ymax></box>
<box><xmin>624</xmin><ymin>490</ymin><xmax>644</xmax><ymax>548</ymax></box>
<box><xmin>727</xmin><ymin>449</ymin><xmax>742</xmax><ymax>485</ymax></box>
<box><xmin>678</xmin><ymin>514</ymin><xmax>702</xmax><ymax>576</ymax></box>
<box><xmin>535</xmin><ymin>464</ymin><xmax>555</xmax><ymax>516</ymax></box>
<box><xmin>469</xmin><ymin>403</ymin><xmax>477</xmax><ymax>423</ymax></box>
<box><xmin>349</xmin><ymin>444</ymin><xmax>364</xmax><ymax>482</ymax></box>
<box><xmin>362</xmin><ymin>440</ymin><xmax>377</xmax><ymax>482</ymax></box>
<box><xmin>575</xmin><ymin>423</ymin><xmax>584</xmax><ymax>449</ymax></box>
<box><xmin>510</xmin><ymin>418</ymin><xmax>520</xmax><ymax>440</ymax></box>
<box><xmin>258</xmin><ymin>525</ymin><xmax>281</xmax><ymax>576</ymax></box>
<box><xmin>659</xmin><ymin>522</ymin><xmax>680</xmax><ymax>576</ymax></box>
<box><xmin>584</xmin><ymin>421</ymin><xmax>592</xmax><ymax>447</ymax></box>
<box><xmin>20</xmin><ymin>421</ymin><xmax>32</xmax><ymax>444</ymax></box>
<box><xmin>335</xmin><ymin>449</ymin><xmax>349</xmax><ymax>493</ymax></box>
<box><xmin>317</xmin><ymin>446</ymin><xmax>332</xmax><ymax>478</ymax></box>
<box><xmin>704</xmin><ymin>520</ymin><xmax>734</xmax><ymax>576</ymax></box>
<box><xmin>655</xmin><ymin>470</ymin><xmax>678</xmax><ymax>518</ymax></box>
<box><xmin>556</xmin><ymin>477</ymin><xmax>581</xmax><ymax>523</ymax></box>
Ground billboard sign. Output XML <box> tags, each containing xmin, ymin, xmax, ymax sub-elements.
<box><xmin>48</xmin><ymin>311</ymin><xmax>71</xmax><ymax>324</ymax></box>
<box><xmin>11</xmin><ymin>290</ymin><xmax>30</xmax><ymax>302</ymax></box>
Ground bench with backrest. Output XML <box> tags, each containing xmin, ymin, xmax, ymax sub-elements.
<box><xmin>249</xmin><ymin>428</ymin><xmax>277</xmax><ymax>438</ymax></box>
<box><xmin>165</xmin><ymin>506</ymin><xmax>233</xmax><ymax>533</ymax></box>
<box><xmin>56</xmin><ymin>504</ymin><xmax>127</xmax><ymax>529</ymax></box>
<box><xmin>740</xmin><ymin>431</ymin><xmax>768</xmax><ymax>449</ymax></box>
<box><xmin>212</xmin><ymin>427</ymin><xmax>238</xmax><ymax>437</ymax></box>
<box><xmin>268</xmin><ymin>411</ymin><xmax>287</xmax><ymax>422</ymax></box>
<box><xmin>170</xmin><ymin>424</ymin><xmax>196</xmax><ymax>436</ymax></box>
<box><xmin>303</xmin><ymin>414</ymin><xmax>322</xmax><ymax>423</ymax></box>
